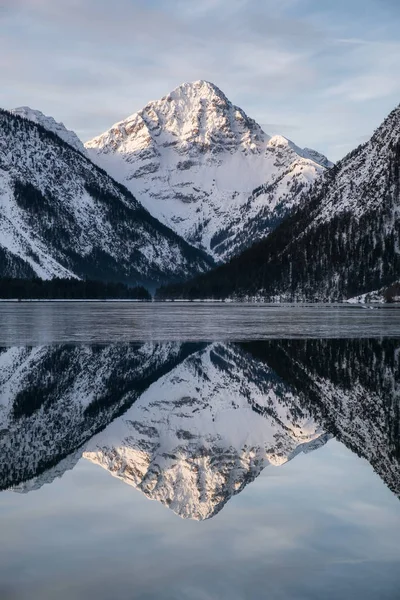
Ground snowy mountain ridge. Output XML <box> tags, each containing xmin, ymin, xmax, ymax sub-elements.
<box><xmin>313</xmin><ymin>104</ymin><xmax>400</xmax><ymax>223</ymax></box>
<box><xmin>160</xmin><ymin>102</ymin><xmax>400</xmax><ymax>301</ymax></box>
<box><xmin>86</xmin><ymin>80</ymin><xmax>332</xmax><ymax>260</ymax></box>
<box><xmin>10</xmin><ymin>106</ymin><xmax>87</xmax><ymax>155</ymax></box>
<box><xmin>0</xmin><ymin>109</ymin><xmax>212</xmax><ymax>283</ymax></box>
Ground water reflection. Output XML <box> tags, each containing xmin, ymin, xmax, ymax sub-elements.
<box><xmin>1</xmin><ymin>340</ymin><xmax>399</xmax><ymax>518</ymax></box>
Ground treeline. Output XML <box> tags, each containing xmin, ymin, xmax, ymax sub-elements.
<box><xmin>0</xmin><ymin>278</ymin><xmax>151</xmax><ymax>300</ymax></box>
<box><xmin>156</xmin><ymin>204</ymin><xmax>399</xmax><ymax>302</ymax></box>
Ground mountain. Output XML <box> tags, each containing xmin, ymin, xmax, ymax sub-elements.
<box><xmin>158</xmin><ymin>104</ymin><xmax>400</xmax><ymax>301</ymax></box>
<box><xmin>241</xmin><ymin>339</ymin><xmax>400</xmax><ymax>499</ymax></box>
<box><xmin>86</xmin><ymin>81</ymin><xmax>331</xmax><ymax>261</ymax></box>
<box><xmin>10</xmin><ymin>106</ymin><xmax>87</xmax><ymax>154</ymax></box>
<box><xmin>0</xmin><ymin>341</ymin><xmax>329</xmax><ymax>516</ymax></box>
<box><xmin>0</xmin><ymin>109</ymin><xmax>212</xmax><ymax>285</ymax></box>
<box><xmin>84</xmin><ymin>339</ymin><xmax>400</xmax><ymax>519</ymax></box>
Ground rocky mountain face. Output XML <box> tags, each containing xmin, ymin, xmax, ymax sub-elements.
<box><xmin>159</xmin><ymin>103</ymin><xmax>400</xmax><ymax>301</ymax></box>
<box><xmin>0</xmin><ymin>109</ymin><xmax>212</xmax><ymax>285</ymax></box>
<box><xmin>86</xmin><ymin>81</ymin><xmax>331</xmax><ymax>261</ymax></box>
<box><xmin>1</xmin><ymin>339</ymin><xmax>398</xmax><ymax>520</ymax></box>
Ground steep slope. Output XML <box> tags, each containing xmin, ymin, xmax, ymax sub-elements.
<box><xmin>0</xmin><ymin>110</ymin><xmax>212</xmax><ymax>285</ymax></box>
<box><xmin>10</xmin><ymin>107</ymin><xmax>87</xmax><ymax>154</ymax></box>
<box><xmin>86</xmin><ymin>81</ymin><xmax>330</xmax><ymax>261</ymax></box>
<box><xmin>158</xmin><ymin>104</ymin><xmax>400</xmax><ymax>301</ymax></box>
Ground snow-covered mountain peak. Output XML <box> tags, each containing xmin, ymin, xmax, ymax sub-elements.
<box><xmin>267</xmin><ymin>134</ymin><xmax>291</xmax><ymax>148</ymax></box>
<box><xmin>84</xmin><ymin>343</ymin><xmax>328</xmax><ymax>520</ymax></box>
<box><xmin>86</xmin><ymin>82</ymin><xmax>331</xmax><ymax>260</ymax></box>
<box><xmin>10</xmin><ymin>106</ymin><xmax>86</xmax><ymax>154</ymax></box>
<box><xmin>163</xmin><ymin>80</ymin><xmax>230</xmax><ymax>104</ymax></box>
<box><xmin>87</xmin><ymin>80</ymin><xmax>267</xmax><ymax>159</ymax></box>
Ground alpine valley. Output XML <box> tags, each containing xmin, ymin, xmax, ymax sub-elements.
<box><xmin>2</xmin><ymin>81</ymin><xmax>399</xmax><ymax>300</ymax></box>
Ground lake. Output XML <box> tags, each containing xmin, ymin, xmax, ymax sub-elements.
<box><xmin>0</xmin><ymin>301</ymin><xmax>399</xmax><ymax>343</ymax></box>
<box><xmin>0</xmin><ymin>303</ymin><xmax>399</xmax><ymax>600</ymax></box>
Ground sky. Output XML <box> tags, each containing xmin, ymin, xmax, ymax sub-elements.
<box><xmin>1</xmin><ymin>0</ymin><xmax>400</xmax><ymax>161</ymax></box>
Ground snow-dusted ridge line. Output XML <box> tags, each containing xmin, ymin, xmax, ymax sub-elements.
<box><xmin>10</xmin><ymin>106</ymin><xmax>87</xmax><ymax>155</ymax></box>
<box><xmin>0</xmin><ymin>108</ymin><xmax>212</xmax><ymax>283</ymax></box>
<box><xmin>86</xmin><ymin>80</ymin><xmax>332</xmax><ymax>261</ymax></box>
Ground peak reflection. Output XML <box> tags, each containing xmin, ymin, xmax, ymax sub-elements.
<box><xmin>0</xmin><ymin>340</ymin><xmax>398</xmax><ymax>519</ymax></box>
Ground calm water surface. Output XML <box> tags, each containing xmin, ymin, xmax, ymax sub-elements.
<box><xmin>0</xmin><ymin>304</ymin><xmax>399</xmax><ymax>599</ymax></box>
<box><xmin>0</xmin><ymin>301</ymin><xmax>398</xmax><ymax>344</ymax></box>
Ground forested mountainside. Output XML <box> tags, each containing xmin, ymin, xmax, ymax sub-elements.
<box><xmin>0</xmin><ymin>110</ymin><xmax>212</xmax><ymax>286</ymax></box>
<box><xmin>157</xmin><ymin>104</ymin><xmax>400</xmax><ymax>301</ymax></box>
<box><xmin>86</xmin><ymin>80</ymin><xmax>330</xmax><ymax>261</ymax></box>
<box><xmin>2</xmin><ymin>340</ymin><xmax>398</xmax><ymax>520</ymax></box>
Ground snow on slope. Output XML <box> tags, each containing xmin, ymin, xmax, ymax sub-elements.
<box><xmin>0</xmin><ymin>109</ymin><xmax>212</xmax><ymax>283</ymax></box>
<box><xmin>296</xmin><ymin>103</ymin><xmax>400</xmax><ymax>230</ymax></box>
<box><xmin>161</xmin><ymin>103</ymin><xmax>400</xmax><ymax>301</ymax></box>
<box><xmin>85</xmin><ymin>343</ymin><xmax>327</xmax><ymax>520</ymax></box>
<box><xmin>346</xmin><ymin>290</ymin><xmax>385</xmax><ymax>303</ymax></box>
<box><xmin>86</xmin><ymin>81</ymin><xmax>331</xmax><ymax>260</ymax></box>
<box><xmin>11</xmin><ymin>106</ymin><xmax>86</xmax><ymax>154</ymax></box>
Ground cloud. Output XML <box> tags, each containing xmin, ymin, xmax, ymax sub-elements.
<box><xmin>1</xmin><ymin>0</ymin><xmax>400</xmax><ymax>160</ymax></box>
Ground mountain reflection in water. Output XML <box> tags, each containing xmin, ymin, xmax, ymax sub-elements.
<box><xmin>0</xmin><ymin>339</ymin><xmax>398</xmax><ymax>520</ymax></box>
